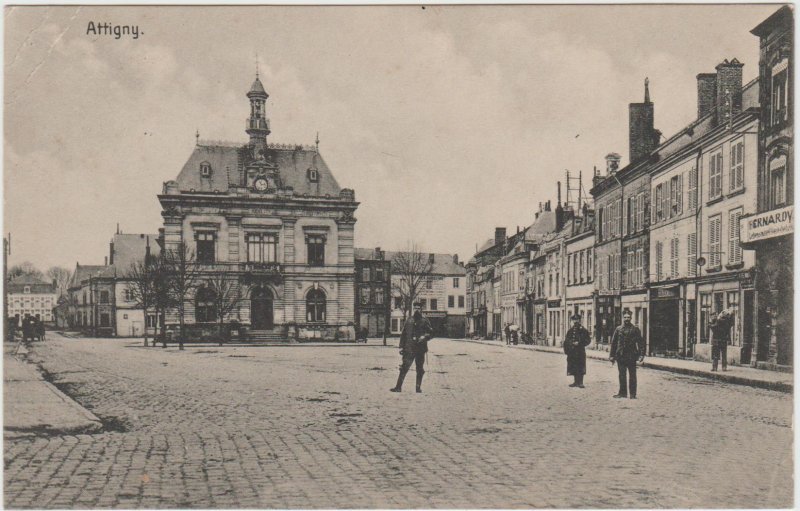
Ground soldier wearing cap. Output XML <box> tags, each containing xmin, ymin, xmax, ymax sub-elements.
<box><xmin>609</xmin><ymin>308</ymin><xmax>645</xmax><ymax>399</ymax></box>
<box><xmin>390</xmin><ymin>301</ymin><xmax>434</xmax><ymax>393</ymax></box>
<box><xmin>564</xmin><ymin>312</ymin><xmax>591</xmax><ymax>388</ymax></box>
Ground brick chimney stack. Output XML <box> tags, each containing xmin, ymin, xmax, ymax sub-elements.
<box><xmin>494</xmin><ymin>227</ymin><xmax>506</xmax><ymax>247</ymax></box>
<box><xmin>109</xmin><ymin>241</ymin><xmax>115</xmax><ymax>265</ymax></box>
<box><xmin>697</xmin><ymin>73</ymin><xmax>717</xmax><ymax>118</ymax></box>
<box><xmin>629</xmin><ymin>78</ymin><xmax>659</xmax><ymax>163</ymax></box>
<box><xmin>715</xmin><ymin>58</ymin><xmax>744</xmax><ymax>126</ymax></box>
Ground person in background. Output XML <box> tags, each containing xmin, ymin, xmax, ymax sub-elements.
<box><xmin>564</xmin><ymin>313</ymin><xmax>591</xmax><ymax>388</ymax></box>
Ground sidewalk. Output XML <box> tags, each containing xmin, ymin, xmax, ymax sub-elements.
<box><xmin>4</xmin><ymin>341</ymin><xmax>103</xmax><ymax>438</ymax></box>
<box><xmin>451</xmin><ymin>338</ymin><xmax>793</xmax><ymax>393</ymax></box>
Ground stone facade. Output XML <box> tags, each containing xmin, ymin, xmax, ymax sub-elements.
<box><xmin>157</xmin><ymin>76</ymin><xmax>357</xmax><ymax>342</ymax></box>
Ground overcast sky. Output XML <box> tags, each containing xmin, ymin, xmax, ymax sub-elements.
<box><xmin>4</xmin><ymin>4</ymin><xmax>780</xmax><ymax>271</ymax></box>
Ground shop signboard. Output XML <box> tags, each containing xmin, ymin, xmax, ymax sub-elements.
<box><xmin>740</xmin><ymin>205</ymin><xmax>793</xmax><ymax>245</ymax></box>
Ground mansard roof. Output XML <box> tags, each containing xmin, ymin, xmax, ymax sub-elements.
<box><xmin>8</xmin><ymin>274</ymin><xmax>56</xmax><ymax>294</ymax></box>
<box><xmin>383</xmin><ymin>251</ymin><xmax>466</xmax><ymax>276</ymax></box>
<box><xmin>173</xmin><ymin>143</ymin><xmax>342</xmax><ymax>198</ymax></box>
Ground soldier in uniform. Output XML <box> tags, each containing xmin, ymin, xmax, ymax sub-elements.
<box><xmin>609</xmin><ymin>308</ymin><xmax>645</xmax><ymax>399</ymax></box>
<box><xmin>390</xmin><ymin>302</ymin><xmax>433</xmax><ymax>393</ymax></box>
<box><xmin>564</xmin><ymin>313</ymin><xmax>591</xmax><ymax>388</ymax></box>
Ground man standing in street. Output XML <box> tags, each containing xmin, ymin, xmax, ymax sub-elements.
<box><xmin>390</xmin><ymin>302</ymin><xmax>433</xmax><ymax>393</ymax></box>
<box><xmin>564</xmin><ymin>313</ymin><xmax>591</xmax><ymax>388</ymax></box>
<box><xmin>609</xmin><ymin>308</ymin><xmax>645</xmax><ymax>399</ymax></box>
<box><xmin>710</xmin><ymin>310</ymin><xmax>732</xmax><ymax>371</ymax></box>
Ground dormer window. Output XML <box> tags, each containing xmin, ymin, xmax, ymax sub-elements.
<box><xmin>199</xmin><ymin>162</ymin><xmax>212</xmax><ymax>178</ymax></box>
<box><xmin>307</xmin><ymin>168</ymin><xmax>319</xmax><ymax>183</ymax></box>
<box><xmin>23</xmin><ymin>286</ymin><xmax>30</xmax><ymax>294</ymax></box>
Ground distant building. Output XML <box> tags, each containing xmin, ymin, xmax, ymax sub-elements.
<box><xmin>7</xmin><ymin>274</ymin><xmax>57</xmax><ymax>325</ymax></box>
<box><xmin>564</xmin><ymin>209</ymin><xmax>595</xmax><ymax>339</ymax></box>
<box><xmin>67</xmin><ymin>263</ymin><xmax>116</xmax><ymax>337</ymax></box>
<box><xmin>110</xmin><ymin>232</ymin><xmax>161</xmax><ymax>337</ymax></box>
<box><xmin>388</xmin><ymin>252</ymin><xmax>466</xmax><ymax>337</ymax></box>
<box><xmin>354</xmin><ymin>247</ymin><xmax>391</xmax><ymax>338</ymax></box>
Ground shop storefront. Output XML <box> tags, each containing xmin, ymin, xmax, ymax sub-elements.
<box><xmin>649</xmin><ymin>285</ymin><xmax>681</xmax><ymax>356</ymax></box>
<box><xmin>595</xmin><ymin>294</ymin><xmax>620</xmax><ymax>346</ymax></box>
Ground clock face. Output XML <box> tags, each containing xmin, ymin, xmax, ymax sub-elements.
<box><xmin>254</xmin><ymin>178</ymin><xmax>268</xmax><ymax>191</ymax></box>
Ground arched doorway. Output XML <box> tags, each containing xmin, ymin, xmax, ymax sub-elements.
<box><xmin>251</xmin><ymin>287</ymin><xmax>273</xmax><ymax>329</ymax></box>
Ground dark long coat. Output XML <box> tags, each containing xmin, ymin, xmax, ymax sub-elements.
<box><xmin>564</xmin><ymin>325</ymin><xmax>591</xmax><ymax>376</ymax></box>
<box><xmin>610</xmin><ymin>323</ymin><xmax>645</xmax><ymax>364</ymax></box>
<box><xmin>399</xmin><ymin>313</ymin><xmax>433</xmax><ymax>354</ymax></box>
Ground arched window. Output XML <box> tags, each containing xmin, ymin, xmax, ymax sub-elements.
<box><xmin>195</xmin><ymin>286</ymin><xmax>217</xmax><ymax>323</ymax></box>
<box><xmin>306</xmin><ymin>288</ymin><xmax>326</xmax><ymax>323</ymax></box>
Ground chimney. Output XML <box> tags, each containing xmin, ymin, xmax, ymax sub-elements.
<box><xmin>545</xmin><ymin>200</ymin><xmax>551</xmax><ymax>211</ymax></box>
<box><xmin>605</xmin><ymin>153</ymin><xmax>621</xmax><ymax>175</ymax></box>
<box><xmin>557</xmin><ymin>181</ymin><xmax>562</xmax><ymax>205</ymax></box>
<box><xmin>452</xmin><ymin>254</ymin><xmax>459</xmax><ymax>265</ymax></box>
<box><xmin>629</xmin><ymin>78</ymin><xmax>658</xmax><ymax>163</ymax></box>
<box><xmin>104</xmin><ymin>256</ymin><xmax>108</xmax><ymax>265</ymax></box>
<box><xmin>145</xmin><ymin>236</ymin><xmax>151</xmax><ymax>264</ymax></box>
<box><xmin>555</xmin><ymin>201</ymin><xmax>565</xmax><ymax>231</ymax></box>
<box><xmin>109</xmin><ymin>241</ymin><xmax>115</xmax><ymax>265</ymax></box>
<box><xmin>494</xmin><ymin>227</ymin><xmax>507</xmax><ymax>247</ymax></box>
<box><xmin>715</xmin><ymin>58</ymin><xmax>744</xmax><ymax>126</ymax></box>
<box><xmin>429</xmin><ymin>253</ymin><xmax>435</xmax><ymax>264</ymax></box>
<box><xmin>374</xmin><ymin>246</ymin><xmax>382</xmax><ymax>259</ymax></box>
<box><xmin>697</xmin><ymin>73</ymin><xmax>717</xmax><ymax>118</ymax></box>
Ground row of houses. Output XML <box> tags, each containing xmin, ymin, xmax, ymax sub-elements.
<box><xmin>466</xmin><ymin>6</ymin><xmax>793</xmax><ymax>370</ymax></box>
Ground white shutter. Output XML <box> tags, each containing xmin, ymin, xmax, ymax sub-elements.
<box><xmin>729</xmin><ymin>209</ymin><xmax>743</xmax><ymax>264</ymax></box>
<box><xmin>656</xmin><ymin>241</ymin><xmax>663</xmax><ymax>281</ymax></box>
<box><xmin>688</xmin><ymin>167</ymin><xmax>697</xmax><ymax>210</ymax></box>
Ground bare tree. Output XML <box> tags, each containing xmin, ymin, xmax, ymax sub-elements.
<box><xmin>163</xmin><ymin>241</ymin><xmax>201</xmax><ymax>350</ymax></box>
<box><xmin>206</xmin><ymin>275</ymin><xmax>244</xmax><ymax>346</ymax></box>
<box><xmin>391</xmin><ymin>243</ymin><xmax>434</xmax><ymax>320</ymax></box>
<box><xmin>9</xmin><ymin>262</ymin><xmax>43</xmax><ymax>280</ymax></box>
<box><xmin>47</xmin><ymin>266</ymin><xmax>72</xmax><ymax>298</ymax></box>
<box><xmin>125</xmin><ymin>259</ymin><xmax>158</xmax><ymax>347</ymax></box>
<box><xmin>150</xmin><ymin>256</ymin><xmax>175</xmax><ymax>349</ymax></box>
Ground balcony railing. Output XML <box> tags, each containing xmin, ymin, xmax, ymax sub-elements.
<box><xmin>240</xmin><ymin>261</ymin><xmax>282</xmax><ymax>274</ymax></box>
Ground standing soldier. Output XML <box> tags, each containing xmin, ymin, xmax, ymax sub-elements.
<box><xmin>564</xmin><ymin>313</ymin><xmax>591</xmax><ymax>388</ymax></box>
<box><xmin>609</xmin><ymin>308</ymin><xmax>645</xmax><ymax>399</ymax></box>
<box><xmin>390</xmin><ymin>302</ymin><xmax>433</xmax><ymax>393</ymax></box>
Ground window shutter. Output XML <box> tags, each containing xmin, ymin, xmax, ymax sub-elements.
<box><xmin>677</xmin><ymin>174</ymin><xmax>683</xmax><ymax>214</ymax></box>
<box><xmin>688</xmin><ymin>167</ymin><xmax>697</xmax><ymax>210</ymax></box>
<box><xmin>656</xmin><ymin>241</ymin><xmax>663</xmax><ymax>281</ymax></box>
<box><xmin>688</xmin><ymin>233</ymin><xmax>697</xmax><ymax>277</ymax></box>
<box><xmin>738</xmin><ymin>143</ymin><xmax>744</xmax><ymax>190</ymax></box>
<box><xmin>729</xmin><ymin>209</ymin><xmax>742</xmax><ymax>264</ymax></box>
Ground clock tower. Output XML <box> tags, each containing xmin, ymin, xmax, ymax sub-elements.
<box><xmin>246</xmin><ymin>72</ymin><xmax>270</xmax><ymax>159</ymax></box>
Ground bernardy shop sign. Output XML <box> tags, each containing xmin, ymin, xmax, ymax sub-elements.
<box><xmin>740</xmin><ymin>205</ymin><xmax>793</xmax><ymax>244</ymax></box>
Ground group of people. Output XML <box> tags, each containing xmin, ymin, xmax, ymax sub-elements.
<box><xmin>391</xmin><ymin>301</ymin><xmax>732</xmax><ymax>399</ymax></box>
<box><xmin>7</xmin><ymin>314</ymin><xmax>46</xmax><ymax>342</ymax></box>
<box><xmin>503</xmin><ymin>323</ymin><xmax>519</xmax><ymax>345</ymax></box>
<box><xmin>563</xmin><ymin>308</ymin><xmax>645</xmax><ymax>398</ymax></box>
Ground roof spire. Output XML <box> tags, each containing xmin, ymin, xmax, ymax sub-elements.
<box><xmin>644</xmin><ymin>77</ymin><xmax>650</xmax><ymax>103</ymax></box>
<box><xmin>255</xmin><ymin>52</ymin><xmax>259</xmax><ymax>78</ymax></box>
<box><xmin>315</xmin><ymin>131</ymin><xmax>320</xmax><ymax>153</ymax></box>
<box><xmin>195</xmin><ymin>128</ymin><xmax>200</xmax><ymax>145</ymax></box>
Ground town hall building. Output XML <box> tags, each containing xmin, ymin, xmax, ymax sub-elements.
<box><xmin>157</xmin><ymin>74</ymin><xmax>359</xmax><ymax>341</ymax></box>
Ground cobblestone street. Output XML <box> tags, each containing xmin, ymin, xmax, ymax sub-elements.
<box><xmin>4</xmin><ymin>335</ymin><xmax>793</xmax><ymax>508</ymax></box>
